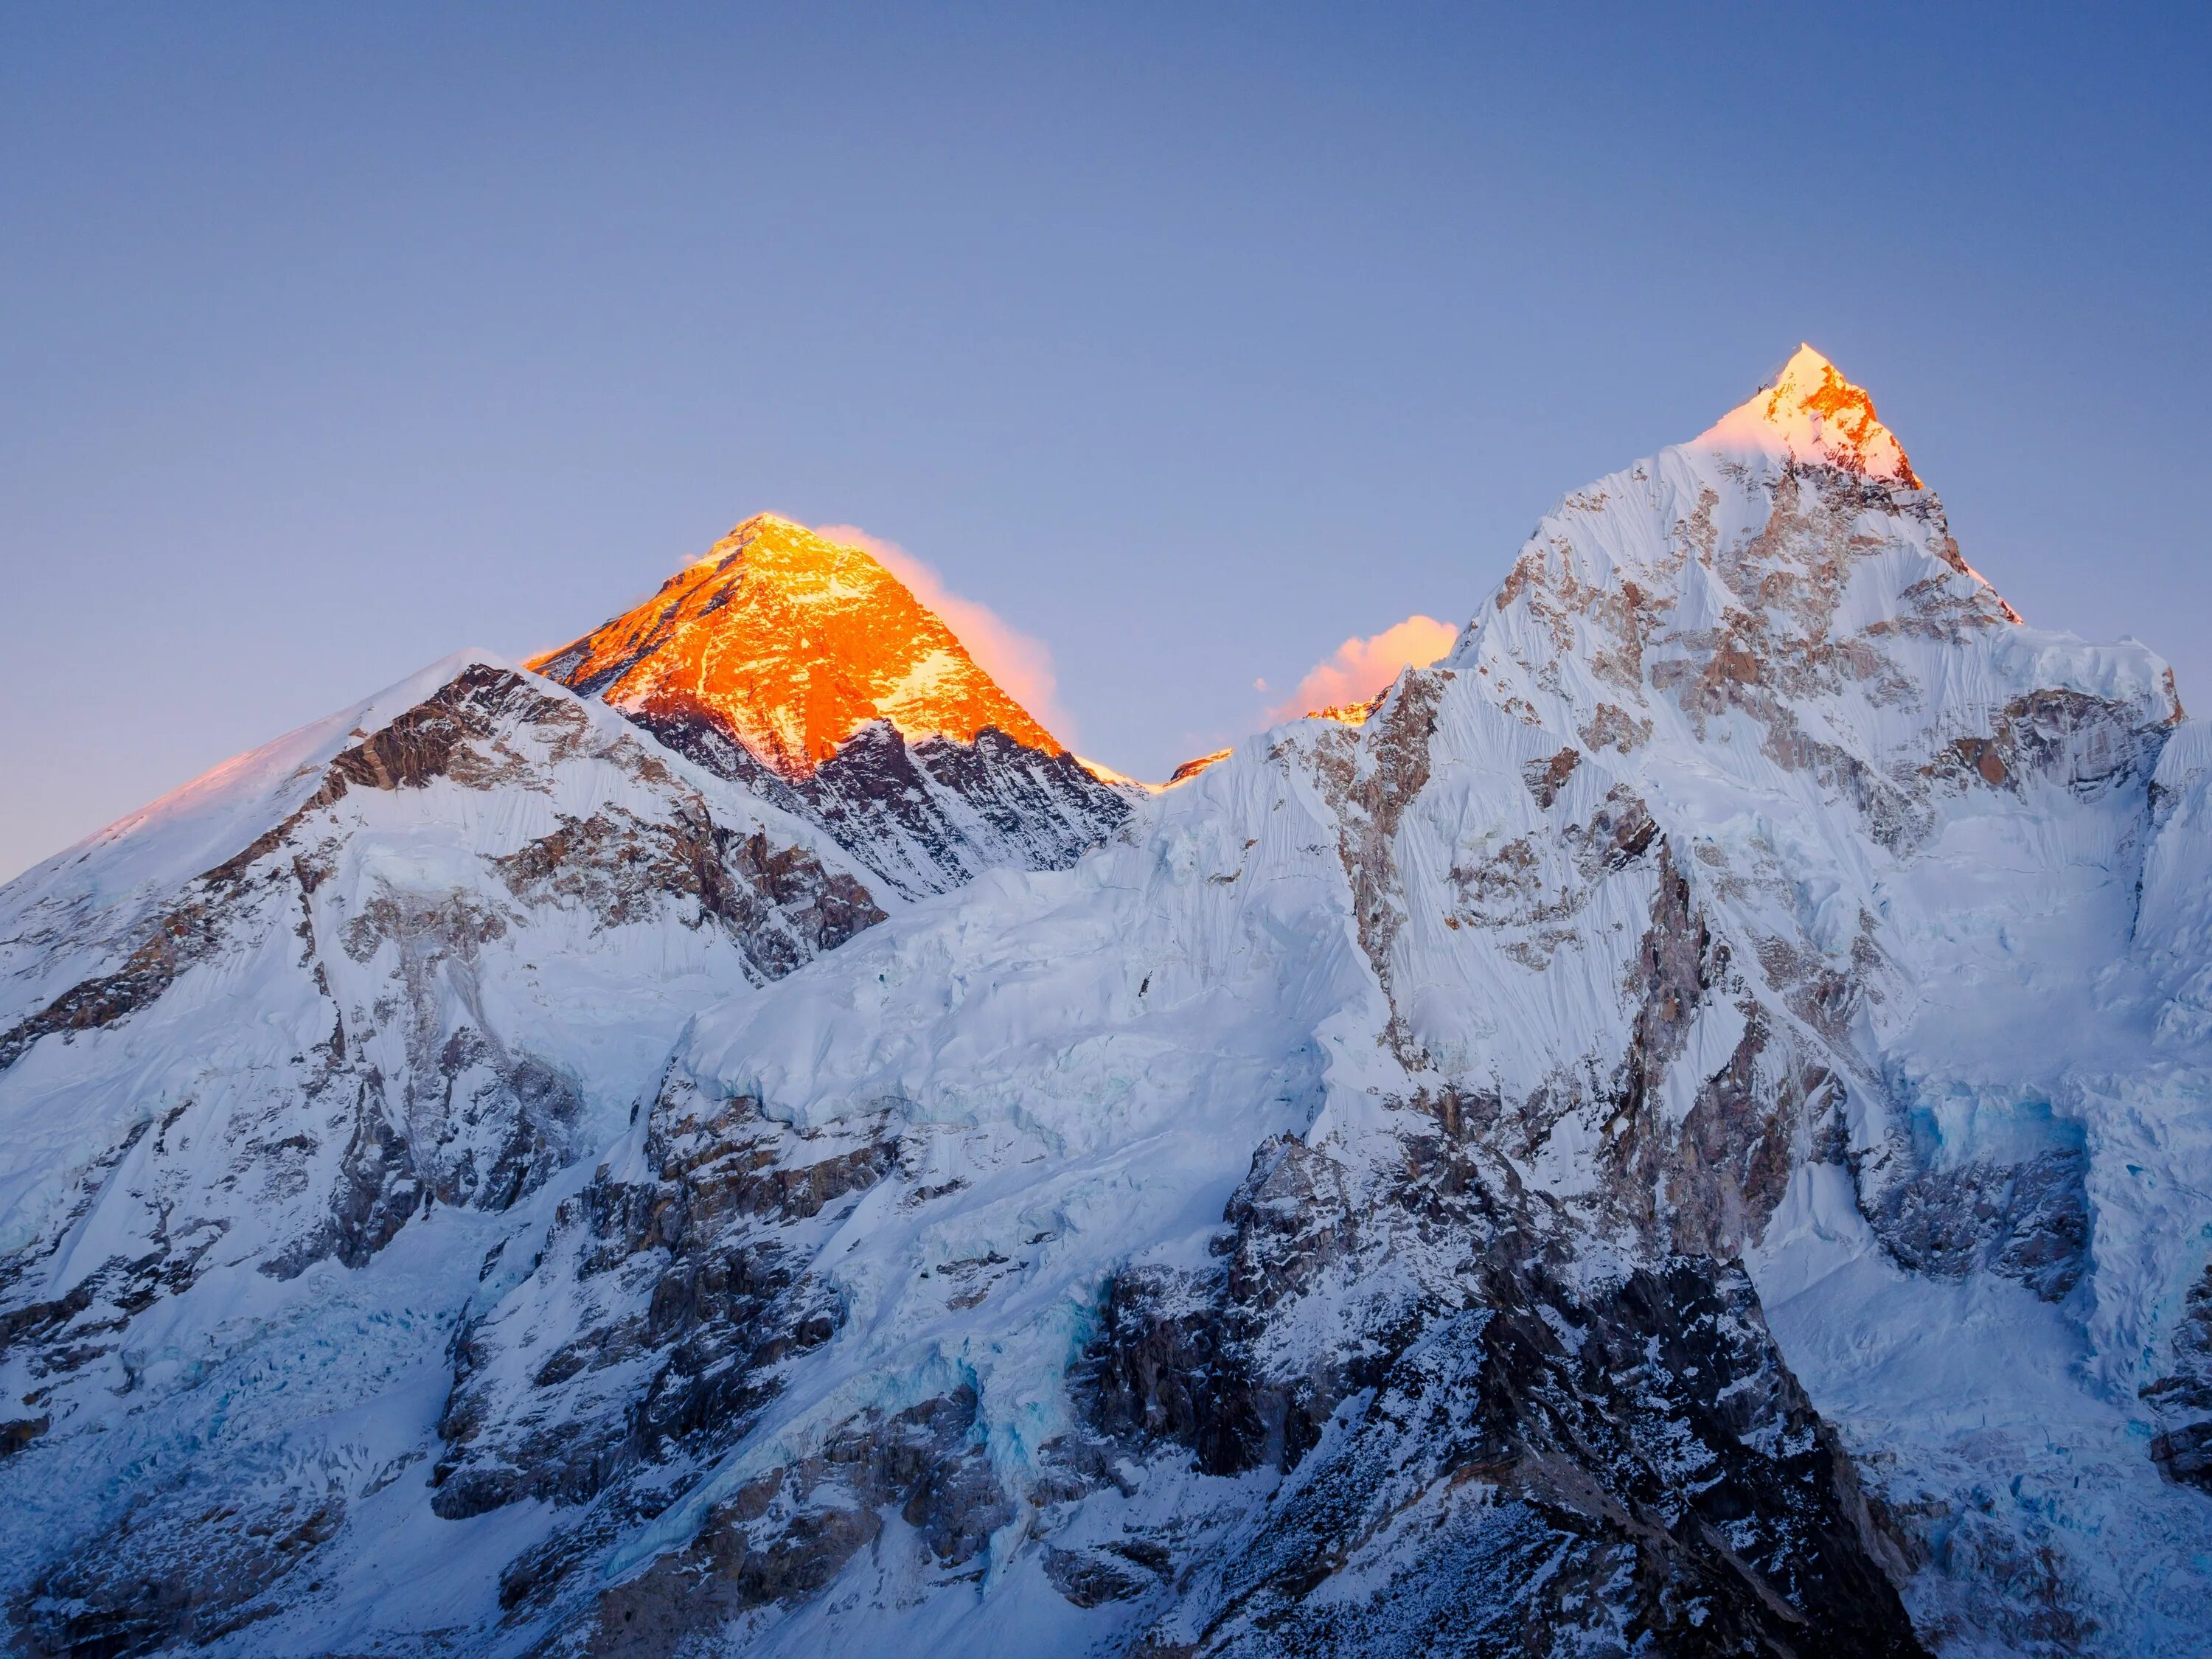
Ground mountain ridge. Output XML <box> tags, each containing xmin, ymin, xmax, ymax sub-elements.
<box><xmin>1</xmin><ymin>349</ymin><xmax>2207</xmax><ymax>1658</ymax></box>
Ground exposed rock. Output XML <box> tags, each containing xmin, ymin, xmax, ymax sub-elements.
<box><xmin>432</xmin><ymin>1083</ymin><xmax>898</xmax><ymax>1525</ymax></box>
<box><xmin>15</xmin><ymin>1486</ymin><xmax>344</xmax><ymax>1658</ymax></box>
<box><xmin>0</xmin><ymin>900</ymin><xmax>226</xmax><ymax>1074</ymax></box>
<box><xmin>2144</xmin><ymin>1260</ymin><xmax>2212</xmax><ymax>1490</ymax></box>
<box><xmin>1065</xmin><ymin>1135</ymin><xmax>1927</xmax><ymax>1658</ymax></box>
<box><xmin>1520</xmin><ymin>745</ymin><xmax>1581</xmax><ymax>808</ymax></box>
<box><xmin>1872</xmin><ymin>1147</ymin><xmax>2090</xmax><ymax>1302</ymax></box>
<box><xmin>575</xmin><ymin>1386</ymin><xmax>1009</xmax><ymax>1656</ymax></box>
<box><xmin>1932</xmin><ymin>689</ymin><xmax>2175</xmax><ymax>800</ymax></box>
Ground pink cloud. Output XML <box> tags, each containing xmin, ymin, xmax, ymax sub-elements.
<box><xmin>1269</xmin><ymin>615</ymin><xmax>1460</xmax><ymax>723</ymax></box>
<box><xmin>813</xmin><ymin>524</ymin><xmax>1079</xmax><ymax>743</ymax></box>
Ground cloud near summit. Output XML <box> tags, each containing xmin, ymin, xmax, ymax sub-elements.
<box><xmin>814</xmin><ymin>524</ymin><xmax>1079</xmax><ymax>745</ymax></box>
<box><xmin>1269</xmin><ymin>615</ymin><xmax>1460</xmax><ymax>723</ymax></box>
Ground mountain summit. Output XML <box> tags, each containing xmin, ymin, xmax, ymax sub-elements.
<box><xmin>1698</xmin><ymin>341</ymin><xmax>1921</xmax><ymax>487</ymax></box>
<box><xmin>530</xmin><ymin>514</ymin><xmax>1065</xmax><ymax>779</ymax></box>
<box><xmin>533</xmin><ymin>514</ymin><xmax>1130</xmax><ymax>897</ymax></box>
<box><xmin>1</xmin><ymin>349</ymin><xmax>2208</xmax><ymax>1658</ymax></box>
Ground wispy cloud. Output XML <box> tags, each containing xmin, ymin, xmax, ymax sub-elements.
<box><xmin>1269</xmin><ymin>615</ymin><xmax>1459</xmax><ymax>723</ymax></box>
<box><xmin>813</xmin><ymin>524</ymin><xmax>1079</xmax><ymax>743</ymax></box>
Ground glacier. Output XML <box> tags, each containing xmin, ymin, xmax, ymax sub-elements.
<box><xmin>1</xmin><ymin>347</ymin><xmax>2208</xmax><ymax>1656</ymax></box>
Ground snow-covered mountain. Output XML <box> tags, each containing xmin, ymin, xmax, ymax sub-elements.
<box><xmin>3</xmin><ymin>349</ymin><xmax>2209</xmax><ymax>1658</ymax></box>
<box><xmin>530</xmin><ymin>515</ymin><xmax>1134</xmax><ymax>898</ymax></box>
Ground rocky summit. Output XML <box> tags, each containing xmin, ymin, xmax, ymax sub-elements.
<box><xmin>530</xmin><ymin>515</ymin><xmax>1133</xmax><ymax>900</ymax></box>
<box><xmin>1</xmin><ymin>349</ymin><xmax>2209</xmax><ymax>1658</ymax></box>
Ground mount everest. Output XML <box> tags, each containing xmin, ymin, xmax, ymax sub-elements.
<box><xmin>0</xmin><ymin>347</ymin><xmax>2208</xmax><ymax>1656</ymax></box>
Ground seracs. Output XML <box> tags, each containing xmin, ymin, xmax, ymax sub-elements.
<box><xmin>1</xmin><ymin>352</ymin><xmax>2208</xmax><ymax>1658</ymax></box>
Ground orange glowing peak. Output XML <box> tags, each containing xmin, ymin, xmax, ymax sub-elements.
<box><xmin>528</xmin><ymin>514</ymin><xmax>1065</xmax><ymax>778</ymax></box>
<box><xmin>1697</xmin><ymin>344</ymin><xmax>1919</xmax><ymax>488</ymax></box>
<box><xmin>1166</xmin><ymin>748</ymin><xmax>1233</xmax><ymax>786</ymax></box>
<box><xmin>1307</xmin><ymin>696</ymin><xmax>1382</xmax><ymax>727</ymax></box>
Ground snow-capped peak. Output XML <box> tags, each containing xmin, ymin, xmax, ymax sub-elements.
<box><xmin>1697</xmin><ymin>342</ymin><xmax>1920</xmax><ymax>487</ymax></box>
<box><xmin>529</xmin><ymin>514</ymin><xmax>1068</xmax><ymax>779</ymax></box>
<box><xmin>7</xmin><ymin>347</ymin><xmax>2210</xmax><ymax>1659</ymax></box>
<box><xmin>691</xmin><ymin>509</ymin><xmax>809</xmax><ymax>558</ymax></box>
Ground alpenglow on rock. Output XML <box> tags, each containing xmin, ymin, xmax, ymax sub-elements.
<box><xmin>530</xmin><ymin>514</ymin><xmax>1135</xmax><ymax>898</ymax></box>
<box><xmin>1</xmin><ymin>350</ymin><xmax>2209</xmax><ymax>1658</ymax></box>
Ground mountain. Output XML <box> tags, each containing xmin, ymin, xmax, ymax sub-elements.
<box><xmin>529</xmin><ymin>513</ymin><xmax>1062</xmax><ymax>776</ymax></box>
<box><xmin>0</xmin><ymin>651</ymin><xmax>900</xmax><ymax>1652</ymax></box>
<box><xmin>3</xmin><ymin>350</ymin><xmax>2210</xmax><ymax>1658</ymax></box>
<box><xmin>530</xmin><ymin>515</ymin><xmax>1134</xmax><ymax>898</ymax></box>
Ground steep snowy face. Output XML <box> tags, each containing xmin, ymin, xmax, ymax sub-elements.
<box><xmin>532</xmin><ymin>515</ymin><xmax>1133</xmax><ymax>897</ymax></box>
<box><xmin>0</xmin><ymin>652</ymin><xmax>886</xmax><ymax>1282</ymax></box>
<box><xmin>530</xmin><ymin>515</ymin><xmax>1062</xmax><ymax>779</ymax></box>
<box><xmin>414</xmin><ymin>354</ymin><xmax>2209</xmax><ymax>1658</ymax></box>
<box><xmin>1413</xmin><ymin>341</ymin><xmax>2173</xmax><ymax>1130</ymax></box>
<box><xmin>4</xmin><ymin>352</ymin><xmax>2207</xmax><ymax>1659</ymax></box>
<box><xmin>1439</xmin><ymin>349</ymin><xmax>2179</xmax><ymax>1314</ymax></box>
<box><xmin>2119</xmin><ymin>720</ymin><xmax>2212</xmax><ymax>1496</ymax></box>
<box><xmin>0</xmin><ymin>658</ymin><xmax>897</xmax><ymax>1654</ymax></box>
<box><xmin>1385</xmin><ymin>358</ymin><xmax>2211</xmax><ymax>1646</ymax></box>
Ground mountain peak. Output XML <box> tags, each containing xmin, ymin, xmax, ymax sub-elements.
<box><xmin>529</xmin><ymin>518</ymin><xmax>1065</xmax><ymax>778</ymax></box>
<box><xmin>710</xmin><ymin>509</ymin><xmax>808</xmax><ymax>549</ymax></box>
<box><xmin>1697</xmin><ymin>343</ymin><xmax>1919</xmax><ymax>488</ymax></box>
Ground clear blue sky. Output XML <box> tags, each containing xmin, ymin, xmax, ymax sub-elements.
<box><xmin>4</xmin><ymin>4</ymin><xmax>2208</xmax><ymax>880</ymax></box>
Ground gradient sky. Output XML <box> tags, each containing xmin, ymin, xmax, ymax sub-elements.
<box><xmin>4</xmin><ymin>4</ymin><xmax>2208</xmax><ymax>881</ymax></box>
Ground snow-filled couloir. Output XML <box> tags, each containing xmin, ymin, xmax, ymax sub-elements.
<box><xmin>1</xmin><ymin>349</ymin><xmax>2209</xmax><ymax>1658</ymax></box>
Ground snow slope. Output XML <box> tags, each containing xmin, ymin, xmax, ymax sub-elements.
<box><xmin>2</xmin><ymin>348</ymin><xmax>2208</xmax><ymax>1657</ymax></box>
<box><xmin>0</xmin><ymin>655</ymin><xmax>894</xmax><ymax>1652</ymax></box>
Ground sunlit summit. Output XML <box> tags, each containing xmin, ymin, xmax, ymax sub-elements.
<box><xmin>2</xmin><ymin>345</ymin><xmax>2206</xmax><ymax>1656</ymax></box>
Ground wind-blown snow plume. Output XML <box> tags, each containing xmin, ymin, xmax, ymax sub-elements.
<box><xmin>1269</xmin><ymin>613</ymin><xmax>1458</xmax><ymax>723</ymax></box>
<box><xmin>815</xmin><ymin>524</ymin><xmax>1079</xmax><ymax>746</ymax></box>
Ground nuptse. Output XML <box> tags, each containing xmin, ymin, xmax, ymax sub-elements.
<box><xmin>1</xmin><ymin>349</ymin><xmax>2207</xmax><ymax>1656</ymax></box>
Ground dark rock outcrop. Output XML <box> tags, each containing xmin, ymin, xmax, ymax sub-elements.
<box><xmin>2146</xmin><ymin>1260</ymin><xmax>2212</xmax><ymax>1491</ymax></box>
<box><xmin>638</xmin><ymin>709</ymin><xmax>1133</xmax><ymax>900</ymax></box>
<box><xmin>1062</xmin><ymin>1135</ymin><xmax>1928</xmax><ymax>1658</ymax></box>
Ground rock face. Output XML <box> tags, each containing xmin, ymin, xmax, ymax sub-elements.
<box><xmin>2144</xmin><ymin>1262</ymin><xmax>2212</xmax><ymax>1492</ymax></box>
<box><xmin>531</xmin><ymin>515</ymin><xmax>1134</xmax><ymax>896</ymax></box>
<box><xmin>1061</xmin><ymin>1136</ymin><xmax>1927</xmax><ymax>1658</ymax></box>
<box><xmin>0</xmin><ymin>654</ymin><xmax>890</xmax><ymax>1656</ymax></box>
<box><xmin>4</xmin><ymin>349</ymin><xmax>2212</xmax><ymax>1657</ymax></box>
